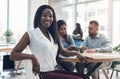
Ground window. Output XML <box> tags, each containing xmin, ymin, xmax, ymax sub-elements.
<box><xmin>61</xmin><ymin>6</ymin><xmax>74</xmax><ymax>34</ymax></box>
<box><xmin>77</xmin><ymin>0</ymin><xmax>86</xmax><ymax>2</ymax></box>
<box><xmin>0</xmin><ymin>0</ymin><xmax>28</xmax><ymax>43</ymax></box>
<box><xmin>0</xmin><ymin>0</ymin><xmax>7</xmax><ymax>43</ymax></box>
<box><xmin>77</xmin><ymin>0</ymin><xmax>99</xmax><ymax>3</ymax></box>
<box><xmin>113</xmin><ymin>1</ymin><xmax>120</xmax><ymax>46</ymax></box>
<box><xmin>9</xmin><ymin>0</ymin><xmax>28</xmax><ymax>42</ymax></box>
<box><xmin>76</xmin><ymin>0</ymin><xmax>108</xmax><ymax>38</ymax></box>
<box><xmin>51</xmin><ymin>0</ymin><xmax>108</xmax><ymax>38</ymax></box>
<box><xmin>61</xmin><ymin>0</ymin><xmax>74</xmax><ymax>5</ymax></box>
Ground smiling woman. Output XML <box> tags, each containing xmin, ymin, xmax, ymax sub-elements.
<box><xmin>10</xmin><ymin>5</ymin><xmax>89</xmax><ymax>79</ymax></box>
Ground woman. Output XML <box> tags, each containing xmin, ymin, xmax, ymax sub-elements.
<box><xmin>57</xmin><ymin>20</ymin><xmax>76</xmax><ymax>72</ymax></box>
<box><xmin>10</xmin><ymin>5</ymin><xmax>89</xmax><ymax>79</ymax></box>
<box><xmin>57</xmin><ymin>20</ymin><xmax>75</xmax><ymax>48</ymax></box>
<box><xmin>73</xmin><ymin>23</ymin><xmax>83</xmax><ymax>46</ymax></box>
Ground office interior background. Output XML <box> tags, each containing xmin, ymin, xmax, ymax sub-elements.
<box><xmin>0</xmin><ymin>0</ymin><xmax>120</xmax><ymax>47</ymax></box>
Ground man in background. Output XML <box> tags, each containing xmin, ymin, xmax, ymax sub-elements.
<box><xmin>81</xmin><ymin>20</ymin><xmax>112</xmax><ymax>79</ymax></box>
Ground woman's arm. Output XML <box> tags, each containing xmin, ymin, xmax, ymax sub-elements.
<box><xmin>68</xmin><ymin>35</ymin><xmax>75</xmax><ymax>45</ymax></box>
<box><xmin>10</xmin><ymin>32</ymin><xmax>40</xmax><ymax>75</ymax></box>
<box><xmin>60</xmin><ymin>46</ymin><xmax>87</xmax><ymax>62</ymax></box>
<box><xmin>10</xmin><ymin>32</ymin><xmax>31</xmax><ymax>60</ymax></box>
<box><xmin>67</xmin><ymin>45</ymin><xmax>79</xmax><ymax>51</ymax></box>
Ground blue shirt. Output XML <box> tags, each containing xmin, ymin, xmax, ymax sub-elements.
<box><xmin>82</xmin><ymin>33</ymin><xmax>112</xmax><ymax>53</ymax></box>
<box><xmin>61</xmin><ymin>35</ymin><xmax>75</xmax><ymax>48</ymax></box>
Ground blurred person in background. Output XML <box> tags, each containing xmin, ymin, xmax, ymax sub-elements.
<box><xmin>80</xmin><ymin>20</ymin><xmax>112</xmax><ymax>79</ymax></box>
<box><xmin>73</xmin><ymin>23</ymin><xmax>83</xmax><ymax>46</ymax></box>
<box><xmin>57</xmin><ymin>20</ymin><xmax>76</xmax><ymax>72</ymax></box>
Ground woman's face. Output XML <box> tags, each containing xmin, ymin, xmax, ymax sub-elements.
<box><xmin>58</xmin><ymin>24</ymin><xmax>67</xmax><ymax>36</ymax></box>
<box><xmin>40</xmin><ymin>9</ymin><xmax>53</xmax><ymax>29</ymax></box>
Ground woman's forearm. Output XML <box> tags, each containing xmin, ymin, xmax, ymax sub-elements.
<box><xmin>62</xmin><ymin>49</ymin><xmax>80</xmax><ymax>57</ymax></box>
<box><xmin>10</xmin><ymin>52</ymin><xmax>32</xmax><ymax>61</ymax></box>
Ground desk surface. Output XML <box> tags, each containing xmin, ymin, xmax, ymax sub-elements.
<box><xmin>0</xmin><ymin>44</ymin><xmax>15</xmax><ymax>52</ymax></box>
<box><xmin>62</xmin><ymin>53</ymin><xmax>120</xmax><ymax>62</ymax></box>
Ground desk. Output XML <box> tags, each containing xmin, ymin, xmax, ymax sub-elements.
<box><xmin>0</xmin><ymin>44</ymin><xmax>14</xmax><ymax>52</ymax></box>
<box><xmin>61</xmin><ymin>53</ymin><xmax>120</xmax><ymax>76</ymax></box>
<box><xmin>62</xmin><ymin>53</ymin><xmax>120</xmax><ymax>62</ymax></box>
<box><xmin>0</xmin><ymin>44</ymin><xmax>22</xmax><ymax>76</ymax></box>
<box><xmin>0</xmin><ymin>44</ymin><xmax>14</xmax><ymax>77</ymax></box>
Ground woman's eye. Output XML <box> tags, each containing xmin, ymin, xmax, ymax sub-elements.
<box><xmin>49</xmin><ymin>15</ymin><xmax>53</xmax><ymax>18</ymax></box>
<box><xmin>43</xmin><ymin>15</ymin><xmax>47</xmax><ymax>17</ymax></box>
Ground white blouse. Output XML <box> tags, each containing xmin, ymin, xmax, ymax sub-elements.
<box><xmin>27</xmin><ymin>27</ymin><xmax>58</xmax><ymax>72</ymax></box>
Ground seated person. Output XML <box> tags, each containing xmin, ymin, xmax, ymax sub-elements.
<box><xmin>57</xmin><ymin>20</ymin><xmax>76</xmax><ymax>72</ymax></box>
<box><xmin>80</xmin><ymin>20</ymin><xmax>112</xmax><ymax>79</ymax></box>
<box><xmin>73</xmin><ymin>23</ymin><xmax>83</xmax><ymax>46</ymax></box>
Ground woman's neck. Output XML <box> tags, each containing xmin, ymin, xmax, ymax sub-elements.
<box><xmin>39</xmin><ymin>27</ymin><xmax>51</xmax><ymax>41</ymax></box>
<box><xmin>59</xmin><ymin>34</ymin><xmax>63</xmax><ymax>40</ymax></box>
<box><xmin>40</xmin><ymin>27</ymin><xmax>48</xmax><ymax>34</ymax></box>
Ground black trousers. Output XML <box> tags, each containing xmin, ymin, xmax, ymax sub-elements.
<box><xmin>39</xmin><ymin>70</ymin><xmax>90</xmax><ymax>79</ymax></box>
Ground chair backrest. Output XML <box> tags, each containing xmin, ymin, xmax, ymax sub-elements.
<box><xmin>3</xmin><ymin>55</ymin><xmax>15</xmax><ymax>70</ymax></box>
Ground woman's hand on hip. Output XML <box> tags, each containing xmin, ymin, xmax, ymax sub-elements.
<box><xmin>30</xmin><ymin>54</ymin><xmax>40</xmax><ymax>75</ymax></box>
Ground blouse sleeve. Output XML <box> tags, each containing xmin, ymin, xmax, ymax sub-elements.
<box><xmin>68</xmin><ymin>35</ymin><xmax>75</xmax><ymax>45</ymax></box>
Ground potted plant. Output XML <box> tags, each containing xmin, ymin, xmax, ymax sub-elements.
<box><xmin>4</xmin><ymin>29</ymin><xmax>13</xmax><ymax>43</ymax></box>
<box><xmin>111</xmin><ymin>44</ymin><xmax>120</xmax><ymax>68</ymax></box>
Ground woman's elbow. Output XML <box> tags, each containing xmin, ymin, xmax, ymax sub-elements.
<box><xmin>10</xmin><ymin>52</ymin><xmax>16</xmax><ymax>60</ymax></box>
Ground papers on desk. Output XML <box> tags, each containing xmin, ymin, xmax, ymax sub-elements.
<box><xmin>60</xmin><ymin>55</ymin><xmax>77</xmax><ymax>58</ymax></box>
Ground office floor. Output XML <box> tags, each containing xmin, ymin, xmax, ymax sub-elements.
<box><xmin>99</xmin><ymin>69</ymin><xmax>120</xmax><ymax>79</ymax></box>
<box><xmin>0</xmin><ymin>59</ymin><xmax>40</xmax><ymax>79</ymax></box>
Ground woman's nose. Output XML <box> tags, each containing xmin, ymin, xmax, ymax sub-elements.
<box><xmin>46</xmin><ymin>16</ymin><xmax>51</xmax><ymax>20</ymax></box>
<box><xmin>63</xmin><ymin>30</ymin><xmax>66</xmax><ymax>33</ymax></box>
